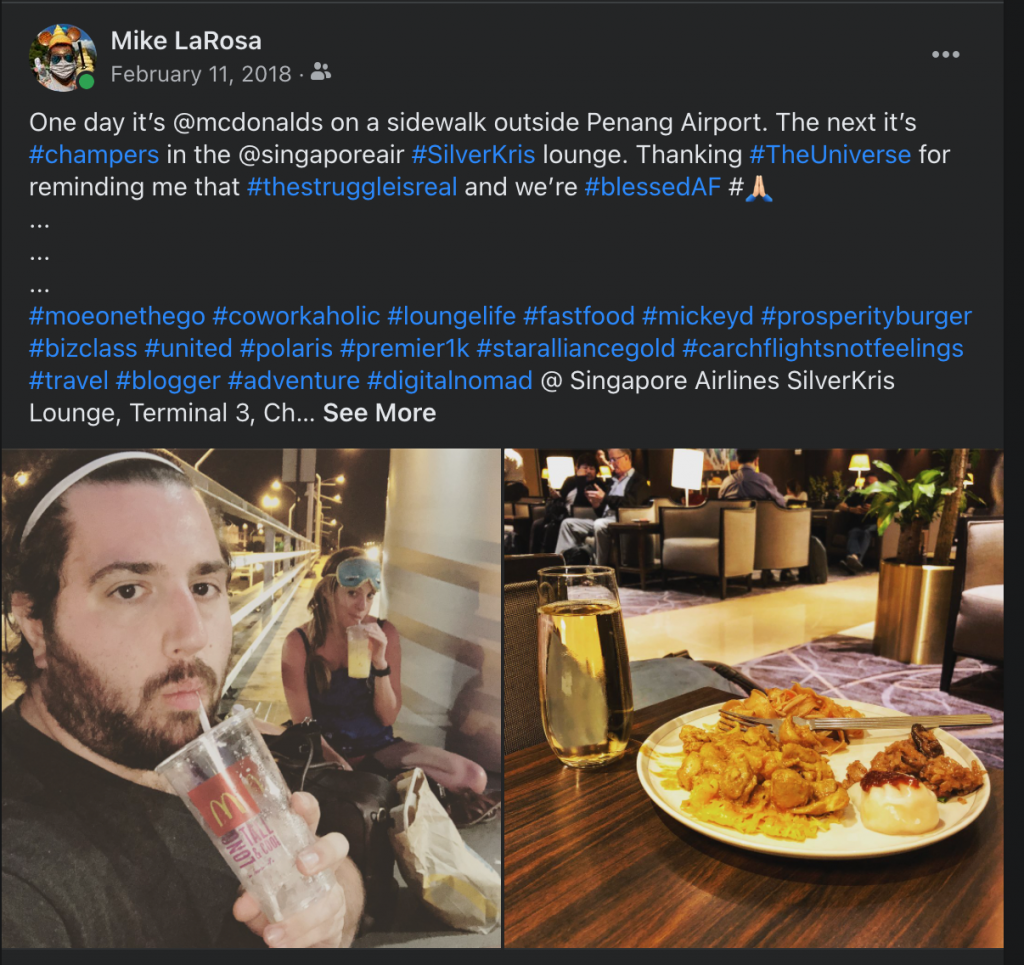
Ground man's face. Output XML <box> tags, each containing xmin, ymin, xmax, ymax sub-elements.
<box><xmin>37</xmin><ymin>481</ymin><xmax>232</xmax><ymax>770</ymax></box>
<box><xmin>48</xmin><ymin>44</ymin><xmax>77</xmax><ymax>81</ymax></box>
<box><xmin>607</xmin><ymin>450</ymin><xmax>632</xmax><ymax>478</ymax></box>
<box><xmin>577</xmin><ymin>462</ymin><xmax>598</xmax><ymax>482</ymax></box>
<box><xmin>865</xmin><ymin>474</ymin><xmax>880</xmax><ymax>487</ymax></box>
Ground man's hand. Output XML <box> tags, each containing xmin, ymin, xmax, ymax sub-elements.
<box><xmin>585</xmin><ymin>487</ymin><xmax>605</xmax><ymax>509</ymax></box>
<box><xmin>548</xmin><ymin>485</ymin><xmax>561</xmax><ymax>499</ymax></box>
<box><xmin>837</xmin><ymin>502</ymin><xmax>849</xmax><ymax>512</ymax></box>
<box><xmin>233</xmin><ymin>791</ymin><xmax>363</xmax><ymax>947</ymax></box>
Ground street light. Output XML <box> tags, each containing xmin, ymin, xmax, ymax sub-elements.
<box><xmin>261</xmin><ymin>494</ymin><xmax>281</xmax><ymax>510</ymax></box>
<box><xmin>270</xmin><ymin>480</ymin><xmax>298</xmax><ymax>531</ymax></box>
<box><xmin>14</xmin><ymin>471</ymin><xmax>29</xmax><ymax>486</ymax></box>
<box><xmin>241</xmin><ymin>522</ymin><xmax>248</xmax><ymax>550</ymax></box>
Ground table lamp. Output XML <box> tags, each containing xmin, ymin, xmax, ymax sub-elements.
<box><xmin>546</xmin><ymin>456</ymin><xmax>576</xmax><ymax>492</ymax></box>
<box><xmin>848</xmin><ymin>453</ymin><xmax>871</xmax><ymax>488</ymax></box>
<box><xmin>672</xmin><ymin>449</ymin><xmax>704</xmax><ymax>507</ymax></box>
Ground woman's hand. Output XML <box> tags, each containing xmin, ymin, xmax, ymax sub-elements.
<box><xmin>233</xmin><ymin>791</ymin><xmax>362</xmax><ymax>947</ymax></box>
<box><xmin>365</xmin><ymin>622</ymin><xmax>389</xmax><ymax>670</ymax></box>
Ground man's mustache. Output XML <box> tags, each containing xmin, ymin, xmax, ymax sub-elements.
<box><xmin>141</xmin><ymin>659</ymin><xmax>220</xmax><ymax>702</ymax></box>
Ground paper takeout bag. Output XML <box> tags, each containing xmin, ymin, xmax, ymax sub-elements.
<box><xmin>388</xmin><ymin>768</ymin><xmax>501</xmax><ymax>934</ymax></box>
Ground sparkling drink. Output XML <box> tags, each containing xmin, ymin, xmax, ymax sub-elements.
<box><xmin>538</xmin><ymin>599</ymin><xmax>634</xmax><ymax>768</ymax></box>
<box><xmin>346</xmin><ymin>624</ymin><xmax>371</xmax><ymax>679</ymax></box>
<box><xmin>156</xmin><ymin>709</ymin><xmax>333</xmax><ymax>923</ymax></box>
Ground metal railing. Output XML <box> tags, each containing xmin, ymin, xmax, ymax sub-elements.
<box><xmin>182</xmin><ymin>462</ymin><xmax>319</xmax><ymax>693</ymax></box>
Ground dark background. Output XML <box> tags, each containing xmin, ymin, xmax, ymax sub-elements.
<box><xmin>1</xmin><ymin>0</ymin><xmax>1004</xmax><ymax>448</ymax></box>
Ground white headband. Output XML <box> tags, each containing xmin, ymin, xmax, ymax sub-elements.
<box><xmin>20</xmin><ymin>452</ymin><xmax>186</xmax><ymax>545</ymax></box>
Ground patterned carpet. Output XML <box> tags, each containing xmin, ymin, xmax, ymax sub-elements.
<box><xmin>618</xmin><ymin>564</ymin><xmax>860</xmax><ymax>620</ymax></box>
<box><xmin>735</xmin><ymin>635</ymin><xmax>1004</xmax><ymax>770</ymax></box>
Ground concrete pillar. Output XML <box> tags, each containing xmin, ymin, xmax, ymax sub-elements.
<box><xmin>380</xmin><ymin>450</ymin><xmax>501</xmax><ymax>772</ymax></box>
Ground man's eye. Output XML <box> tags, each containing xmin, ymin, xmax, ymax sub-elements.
<box><xmin>193</xmin><ymin>582</ymin><xmax>218</xmax><ymax>597</ymax></box>
<box><xmin>114</xmin><ymin>585</ymin><xmax>141</xmax><ymax>600</ymax></box>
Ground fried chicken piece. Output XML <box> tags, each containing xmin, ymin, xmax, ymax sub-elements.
<box><xmin>678</xmin><ymin>751</ymin><xmax>704</xmax><ymax>791</ymax></box>
<box><xmin>679</xmin><ymin>725</ymin><xmax>712</xmax><ymax>755</ymax></box>
<box><xmin>842</xmin><ymin>760</ymin><xmax>868</xmax><ymax>789</ymax></box>
<box><xmin>719</xmin><ymin>758</ymin><xmax>757</xmax><ymax>802</ymax></box>
<box><xmin>769</xmin><ymin>768</ymin><xmax>812</xmax><ymax>810</ymax></box>
<box><xmin>918</xmin><ymin>757</ymin><xmax>986</xmax><ymax>798</ymax></box>
<box><xmin>871</xmin><ymin>739</ymin><xmax>931</xmax><ymax>774</ymax></box>
<box><xmin>790</xmin><ymin>786</ymin><xmax>850</xmax><ymax>816</ymax></box>
<box><xmin>781</xmin><ymin>742</ymin><xmax>820</xmax><ymax>765</ymax></box>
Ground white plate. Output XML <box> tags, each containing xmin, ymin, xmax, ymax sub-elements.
<box><xmin>636</xmin><ymin>700</ymin><xmax>991</xmax><ymax>859</ymax></box>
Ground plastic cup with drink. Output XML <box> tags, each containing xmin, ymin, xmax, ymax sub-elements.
<box><xmin>346</xmin><ymin>623</ymin><xmax>372</xmax><ymax>679</ymax></box>
<box><xmin>156</xmin><ymin>707</ymin><xmax>334</xmax><ymax>923</ymax></box>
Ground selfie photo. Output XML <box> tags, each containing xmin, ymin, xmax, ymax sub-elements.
<box><xmin>2</xmin><ymin>448</ymin><xmax>501</xmax><ymax>948</ymax></box>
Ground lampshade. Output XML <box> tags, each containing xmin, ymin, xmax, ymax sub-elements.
<box><xmin>848</xmin><ymin>454</ymin><xmax>871</xmax><ymax>472</ymax></box>
<box><xmin>598</xmin><ymin>465</ymin><xmax>612</xmax><ymax>479</ymax></box>
<box><xmin>672</xmin><ymin>449</ymin><xmax>704</xmax><ymax>491</ymax></box>
<box><xmin>541</xmin><ymin>468</ymin><xmax>548</xmax><ymax>479</ymax></box>
<box><xmin>545</xmin><ymin>456</ymin><xmax>576</xmax><ymax>491</ymax></box>
<box><xmin>964</xmin><ymin>473</ymin><xmax>974</xmax><ymax>487</ymax></box>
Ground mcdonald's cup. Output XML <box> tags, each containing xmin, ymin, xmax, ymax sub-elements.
<box><xmin>156</xmin><ymin>708</ymin><xmax>334</xmax><ymax>922</ymax></box>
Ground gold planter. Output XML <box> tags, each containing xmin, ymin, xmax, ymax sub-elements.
<box><xmin>874</xmin><ymin>559</ymin><xmax>954</xmax><ymax>664</ymax></box>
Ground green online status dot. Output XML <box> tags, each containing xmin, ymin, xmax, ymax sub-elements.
<box><xmin>79</xmin><ymin>73</ymin><xmax>95</xmax><ymax>90</ymax></box>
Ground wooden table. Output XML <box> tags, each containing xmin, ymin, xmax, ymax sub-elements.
<box><xmin>504</xmin><ymin>687</ymin><xmax>1004</xmax><ymax>948</ymax></box>
<box><xmin>607</xmin><ymin>520</ymin><xmax>662</xmax><ymax>591</ymax></box>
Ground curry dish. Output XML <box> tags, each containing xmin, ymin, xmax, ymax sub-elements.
<box><xmin>677</xmin><ymin>716</ymin><xmax>850</xmax><ymax>841</ymax></box>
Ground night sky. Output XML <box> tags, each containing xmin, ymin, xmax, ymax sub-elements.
<box><xmin>2</xmin><ymin>448</ymin><xmax>391</xmax><ymax>548</ymax></box>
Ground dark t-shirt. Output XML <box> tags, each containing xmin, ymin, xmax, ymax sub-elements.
<box><xmin>2</xmin><ymin>701</ymin><xmax>263</xmax><ymax>948</ymax></box>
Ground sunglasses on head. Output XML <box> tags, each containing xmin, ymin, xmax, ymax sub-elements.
<box><xmin>50</xmin><ymin>53</ymin><xmax>76</xmax><ymax>63</ymax></box>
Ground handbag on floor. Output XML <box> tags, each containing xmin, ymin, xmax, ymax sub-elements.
<box><xmin>263</xmin><ymin>718</ymin><xmax>400</xmax><ymax>931</ymax></box>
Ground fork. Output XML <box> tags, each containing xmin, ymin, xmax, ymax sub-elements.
<box><xmin>718</xmin><ymin>709</ymin><xmax>991</xmax><ymax>740</ymax></box>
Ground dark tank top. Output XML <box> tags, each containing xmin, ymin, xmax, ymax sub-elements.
<box><xmin>297</xmin><ymin>624</ymin><xmax>398</xmax><ymax>757</ymax></box>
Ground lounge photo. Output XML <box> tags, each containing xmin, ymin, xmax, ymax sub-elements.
<box><xmin>2</xmin><ymin>448</ymin><xmax>500</xmax><ymax>949</ymax></box>
<box><xmin>503</xmin><ymin>447</ymin><xmax>1003</xmax><ymax>948</ymax></box>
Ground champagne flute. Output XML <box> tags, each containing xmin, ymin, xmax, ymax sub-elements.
<box><xmin>537</xmin><ymin>566</ymin><xmax>633</xmax><ymax>768</ymax></box>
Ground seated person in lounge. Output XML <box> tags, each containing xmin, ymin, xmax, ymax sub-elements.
<box><xmin>503</xmin><ymin>449</ymin><xmax>528</xmax><ymax>505</ymax></box>
<box><xmin>554</xmin><ymin>449</ymin><xmax>650</xmax><ymax>564</ymax></box>
<box><xmin>785</xmin><ymin>479</ymin><xmax>809</xmax><ymax>505</ymax></box>
<box><xmin>530</xmin><ymin>452</ymin><xmax>609</xmax><ymax>553</ymax></box>
<box><xmin>282</xmin><ymin>548</ymin><xmax>498</xmax><ymax>825</ymax></box>
<box><xmin>837</xmin><ymin>472</ymin><xmax>880</xmax><ymax>573</ymax></box>
<box><xmin>718</xmin><ymin>450</ymin><xmax>787</xmax><ymax>508</ymax></box>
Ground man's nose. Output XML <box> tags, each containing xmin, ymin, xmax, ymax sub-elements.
<box><xmin>162</xmin><ymin>585</ymin><xmax>208</xmax><ymax>658</ymax></box>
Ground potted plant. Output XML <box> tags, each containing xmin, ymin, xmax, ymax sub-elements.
<box><xmin>808</xmin><ymin>475</ymin><xmax>829</xmax><ymax>508</ymax></box>
<box><xmin>865</xmin><ymin>449</ymin><xmax>980</xmax><ymax>663</ymax></box>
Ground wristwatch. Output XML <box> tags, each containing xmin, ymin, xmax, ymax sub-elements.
<box><xmin>371</xmin><ymin>664</ymin><xmax>391</xmax><ymax>677</ymax></box>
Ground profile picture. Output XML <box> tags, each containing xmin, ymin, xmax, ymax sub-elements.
<box><xmin>30</xmin><ymin>24</ymin><xmax>97</xmax><ymax>92</ymax></box>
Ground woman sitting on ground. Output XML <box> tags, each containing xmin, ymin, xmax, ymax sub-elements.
<box><xmin>282</xmin><ymin>548</ymin><xmax>494</xmax><ymax>820</ymax></box>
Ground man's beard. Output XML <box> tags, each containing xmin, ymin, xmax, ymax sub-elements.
<box><xmin>38</xmin><ymin>624</ymin><xmax>223</xmax><ymax>770</ymax></box>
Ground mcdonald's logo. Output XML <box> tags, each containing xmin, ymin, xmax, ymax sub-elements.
<box><xmin>209</xmin><ymin>792</ymin><xmax>250</xmax><ymax>827</ymax></box>
<box><xmin>188</xmin><ymin>758</ymin><xmax>260</xmax><ymax>835</ymax></box>
<box><xmin>240</xmin><ymin>770</ymin><xmax>265</xmax><ymax>796</ymax></box>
